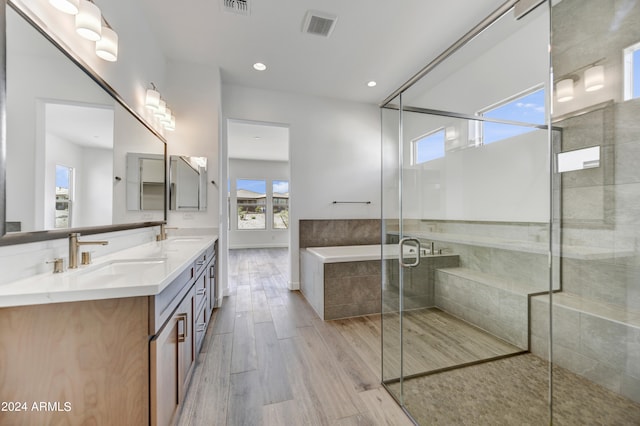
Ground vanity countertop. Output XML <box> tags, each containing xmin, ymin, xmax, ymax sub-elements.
<box><xmin>0</xmin><ymin>235</ymin><xmax>217</xmax><ymax>308</ymax></box>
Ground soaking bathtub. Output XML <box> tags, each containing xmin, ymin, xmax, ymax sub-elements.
<box><xmin>300</xmin><ymin>244</ymin><xmax>429</xmax><ymax>320</ymax></box>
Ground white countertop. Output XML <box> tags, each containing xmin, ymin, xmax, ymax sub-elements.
<box><xmin>0</xmin><ymin>235</ymin><xmax>217</xmax><ymax>308</ymax></box>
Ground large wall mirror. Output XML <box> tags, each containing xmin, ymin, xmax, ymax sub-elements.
<box><xmin>1</xmin><ymin>2</ymin><xmax>167</xmax><ymax>241</ymax></box>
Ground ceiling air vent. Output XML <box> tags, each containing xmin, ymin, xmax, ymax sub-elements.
<box><xmin>222</xmin><ymin>0</ymin><xmax>250</xmax><ymax>16</ymax></box>
<box><xmin>302</xmin><ymin>10</ymin><xmax>338</xmax><ymax>37</ymax></box>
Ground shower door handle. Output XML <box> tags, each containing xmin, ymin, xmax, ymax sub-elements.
<box><xmin>399</xmin><ymin>237</ymin><xmax>421</xmax><ymax>268</ymax></box>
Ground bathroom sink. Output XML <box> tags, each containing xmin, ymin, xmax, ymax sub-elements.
<box><xmin>80</xmin><ymin>257</ymin><xmax>168</xmax><ymax>276</ymax></box>
<box><xmin>168</xmin><ymin>237</ymin><xmax>204</xmax><ymax>243</ymax></box>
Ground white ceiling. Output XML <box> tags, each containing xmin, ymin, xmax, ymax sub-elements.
<box><xmin>227</xmin><ymin>120</ymin><xmax>289</xmax><ymax>162</ymax></box>
<box><xmin>46</xmin><ymin>103</ymin><xmax>114</xmax><ymax>150</ymax></box>
<box><xmin>136</xmin><ymin>0</ymin><xmax>508</xmax><ymax>161</ymax></box>
<box><xmin>137</xmin><ymin>0</ymin><xmax>507</xmax><ymax>105</ymax></box>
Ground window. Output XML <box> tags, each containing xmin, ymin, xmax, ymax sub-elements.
<box><xmin>55</xmin><ymin>165</ymin><xmax>74</xmax><ymax>228</ymax></box>
<box><xmin>624</xmin><ymin>41</ymin><xmax>640</xmax><ymax>100</ymax></box>
<box><xmin>479</xmin><ymin>87</ymin><xmax>545</xmax><ymax>145</ymax></box>
<box><xmin>236</xmin><ymin>179</ymin><xmax>266</xmax><ymax>230</ymax></box>
<box><xmin>272</xmin><ymin>180</ymin><xmax>289</xmax><ymax>229</ymax></box>
<box><xmin>412</xmin><ymin>129</ymin><xmax>445</xmax><ymax>165</ymax></box>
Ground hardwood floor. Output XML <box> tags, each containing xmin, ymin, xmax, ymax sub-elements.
<box><xmin>176</xmin><ymin>248</ymin><xmax>414</xmax><ymax>426</ymax></box>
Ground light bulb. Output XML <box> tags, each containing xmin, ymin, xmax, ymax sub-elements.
<box><xmin>584</xmin><ymin>65</ymin><xmax>604</xmax><ymax>92</ymax></box>
<box><xmin>49</xmin><ymin>0</ymin><xmax>79</xmax><ymax>14</ymax></box>
<box><xmin>96</xmin><ymin>27</ymin><xmax>118</xmax><ymax>62</ymax></box>
<box><xmin>75</xmin><ymin>0</ymin><xmax>102</xmax><ymax>41</ymax></box>
<box><xmin>556</xmin><ymin>79</ymin><xmax>574</xmax><ymax>103</ymax></box>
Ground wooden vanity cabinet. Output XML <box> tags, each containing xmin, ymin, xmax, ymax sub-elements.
<box><xmin>149</xmin><ymin>240</ymin><xmax>217</xmax><ymax>426</ymax></box>
<box><xmin>150</xmin><ymin>285</ymin><xmax>195</xmax><ymax>426</ymax></box>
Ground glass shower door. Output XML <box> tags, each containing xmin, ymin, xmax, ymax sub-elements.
<box><xmin>381</xmin><ymin>4</ymin><xmax>554</xmax><ymax>424</ymax></box>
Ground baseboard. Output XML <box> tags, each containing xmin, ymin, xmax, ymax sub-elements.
<box><xmin>289</xmin><ymin>281</ymin><xmax>300</xmax><ymax>290</ymax></box>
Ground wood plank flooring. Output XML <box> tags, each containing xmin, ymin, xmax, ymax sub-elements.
<box><xmin>176</xmin><ymin>248</ymin><xmax>414</xmax><ymax>426</ymax></box>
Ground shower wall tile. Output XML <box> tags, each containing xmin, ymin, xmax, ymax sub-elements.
<box><xmin>530</xmin><ymin>295</ymin><xmax>640</xmax><ymax>403</ymax></box>
<box><xmin>622</xmin><ymin>376</ymin><xmax>640</xmax><ymax>404</ymax></box>
<box><xmin>615</xmin><ymin>141</ymin><xmax>640</xmax><ymax>185</ymax></box>
<box><xmin>434</xmin><ymin>269</ymin><xmax>528</xmax><ymax>349</ymax></box>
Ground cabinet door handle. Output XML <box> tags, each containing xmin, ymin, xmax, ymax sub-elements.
<box><xmin>209</xmin><ymin>265</ymin><xmax>215</xmax><ymax>279</ymax></box>
<box><xmin>177</xmin><ymin>314</ymin><xmax>188</xmax><ymax>342</ymax></box>
<box><xmin>196</xmin><ymin>323</ymin><xmax>206</xmax><ymax>332</ymax></box>
<box><xmin>197</xmin><ymin>288</ymin><xmax>206</xmax><ymax>296</ymax></box>
<box><xmin>196</xmin><ymin>260</ymin><xmax>205</xmax><ymax>267</ymax></box>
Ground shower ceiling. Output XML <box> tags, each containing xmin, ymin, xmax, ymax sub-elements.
<box><xmin>137</xmin><ymin>0</ymin><xmax>507</xmax><ymax>104</ymax></box>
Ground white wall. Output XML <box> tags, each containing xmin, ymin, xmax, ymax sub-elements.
<box><xmin>164</xmin><ymin>61</ymin><xmax>221</xmax><ymax>230</ymax></box>
<box><xmin>221</xmin><ymin>84</ymin><xmax>380</xmax><ymax>289</ymax></box>
<box><xmin>228</xmin><ymin>159</ymin><xmax>289</xmax><ymax>249</ymax></box>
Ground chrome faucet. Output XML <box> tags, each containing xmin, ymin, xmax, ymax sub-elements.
<box><xmin>68</xmin><ymin>233</ymin><xmax>109</xmax><ymax>269</ymax></box>
<box><xmin>156</xmin><ymin>224</ymin><xmax>178</xmax><ymax>241</ymax></box>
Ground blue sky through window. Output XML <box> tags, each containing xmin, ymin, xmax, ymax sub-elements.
<box><xmin>56</xmin><ymin>165</ymin><xmax>70</xmax><ymax>188</ymax></box>
<box><xmin>273</xmin><ymin>180</ymin><xmax>289</xmax><ymax>194</ymax></box>
<box><xmin>482</xmin><ymin>88</ymin><xmax>545</xmax><ymax>144</ymax></box>
<box><xmin>414</xmin><ymin>130</ymin><xmax>445</xmax><ymax>164</ymax></box>
<box><xmin>634</xmin><ymin>48</ymin><xmax>640</xmax><ymax>98</ymax></box>
<box><xmin>237</xmin><ymin>179</ymin><xmax>266</xmax><ymax>194</ymax></box>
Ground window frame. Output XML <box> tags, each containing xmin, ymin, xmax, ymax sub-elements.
<box><xmin>411</xmin><ymin>128</ymin><xmax>446</xmax><ymax>166</ymax></box>
<box><xmin>236</xmin><ymin>178</ymin><xmax>267</xmax><ymax>231</ymax></box>
<box><xmin>475</xmin><ymin>84</ymin><xmax>545</xmax><ymax>146</ymax></box>
<box><xmin>623</xmin><ymin>41</ymin><xmax>640</xmax><ymax>101</ymax></box>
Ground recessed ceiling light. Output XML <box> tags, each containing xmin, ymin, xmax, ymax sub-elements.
<box><xmin>367</xmin><ymin>81</ymin><xmax>377</xmax><ymax>87</ymax></box>
<box><xmin>253</xmin><ymin>62</ymin><xmax>267</xmax><ymax>71</ymax></box>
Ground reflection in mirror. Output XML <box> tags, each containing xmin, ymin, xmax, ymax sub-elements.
<box><xmin>126</xmin><ymin>153</ymin><xmax>164</xmax><ymax>211</ymax></box>
<box><xmin>4</xmin><ymin>5</ymin><xmax>166</xmax><ymax>236</ymax></box>
<box><xmin>170</xmin><ymin>156</ymin><xmax>207</xmax><ymax>211</ymax></box>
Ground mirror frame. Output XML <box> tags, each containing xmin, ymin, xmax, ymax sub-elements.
<box><xmin>0</xmin><ymin>0</ymin><xmax>168</xmax><ymax>245</ymax></box>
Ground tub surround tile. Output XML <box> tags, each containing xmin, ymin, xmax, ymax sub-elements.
<box><xmin>299</xmin><ymin>220</ymin><xmax>380</xmax><ymax>249</ymax></box>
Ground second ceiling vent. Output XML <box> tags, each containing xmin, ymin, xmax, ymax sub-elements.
<box><xmin>302</xmin><ymin>10</ymin><xmax>338</xmax><ymax>37</ymax></box>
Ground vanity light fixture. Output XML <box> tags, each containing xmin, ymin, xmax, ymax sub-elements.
<box><xmin>49</xmin><ymin>0</ymin><xmax>79</xmax><ymax>14</ymax></box>
<box><xmin>95</xmin><ymin>26</ymin><xmax>118</xmax><ymax>62</ymax></box>
<box><xmin>556</xmin><ymin>78</ymin><xmax>574</xmax><ymax>102</ymax></box>
<box><xmin>584</xmin><ymin>65</ymin><xmax>604</xmax><ymax>92</ymax></box>
<box><xmin>145</xmin><ymin>86</ymin><xmax>161</xmax><ymax>111</ymax></box>
<box><xmin>49</xmin><ymin>0</ymin><xmax>118</xmax><ymax>62</ymax></box>
<box><xmin>145</xmin><ymin>83</ymin><xmax>176</xmax><ymax>131</ymax></box>
<box><xmin>445</xmin><ymin>126</ymin><xmax>458</xmax><ymax>141</ymax></box>
<box><xmin>155</xmin><ymin>99</ymin><xmax>167</xmax><ymax>118</ymax></box>
<box><xmin>165</xmin><ymin>116</ymin><xmax>176</xmax><ymax>131</ymax></box>
<box><xmin>75</xmin><ymin>0</ymin><xmax>102</xmax><ymax>41</ymax></box>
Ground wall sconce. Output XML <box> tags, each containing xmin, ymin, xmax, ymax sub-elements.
<box><xmin>445</xmin><ymin>126</ymin><xmax>458</xmax><ymax>141</ymax></box>
<box><xmin>48</xmin><ymin>0</ymin><xmax>118</xmax><ymax>62</ymax></box>
<box><xmin>145</xmin><ymin>84</ymin><xmax>176</xmax><ymax>132</ymax></box>
<box><xmin>49</xmin><ymin>0</ymin><xmax>79</xmax><ymax>14</ymax></box>
<box><xmin>584</xmin><ymin>65</ymin><xmax>604</xmax><ymax>92</ymax></box>
<box><xmin>556</xmin><ymin>78</ymin><xmax>575</xmax><ymax>103</ymax></box>
<box><xmin>75</xmin><ymin>0</ymin><xmax>101</xmax><ymax>41</ymax></box>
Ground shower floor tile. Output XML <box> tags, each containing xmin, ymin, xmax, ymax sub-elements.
<box><xmin>387</xmin><ymin>353</ymin><xmax>640</xmax><ymax>425</ymax></box>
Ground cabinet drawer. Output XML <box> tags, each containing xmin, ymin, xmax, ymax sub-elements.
<box><xmin>194</xmin><ymin>304</ymin><xmax>207</xmax><ymax>353</ymax></box>
<box><xmin>194</xmin><ymin>244</ymin><xmax>215</xmax><ymax>276</ymax></box>
<box><xmin>194</xmin><ymin>271</ymin><xmax>207</xmax><ymax>314</ymax></box>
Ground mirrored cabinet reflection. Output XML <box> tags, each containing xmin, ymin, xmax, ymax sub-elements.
<box><xmin>126</xmin><ymin>153</ymin><xmax>164</xmax><ymax>211</ymax></box>
<box><xmin>170</xmin><ymin>156</ymin><xmax>208</xmax><ymax>211</ymax></box>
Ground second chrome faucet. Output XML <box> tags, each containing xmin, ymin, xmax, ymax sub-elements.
<box><xmin>68</xmin><ymin>232</ymin><xmax>109</xmax><ymax>269</ymax></box>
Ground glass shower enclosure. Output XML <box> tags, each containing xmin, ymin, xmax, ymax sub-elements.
<box><xmin>381</xmin><ymin>1</ymin><xmax>640</xmax><ymax>424</ymax></box>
